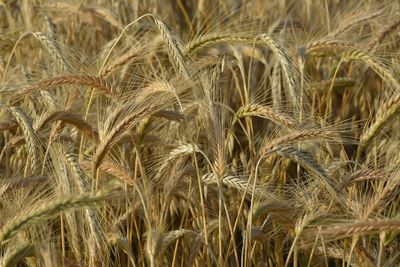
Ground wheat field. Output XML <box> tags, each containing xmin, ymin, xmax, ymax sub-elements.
<box><xmin>1</xmin><ymin>0</ymin><xmax>400</xmax><ymax>266</ymax></box>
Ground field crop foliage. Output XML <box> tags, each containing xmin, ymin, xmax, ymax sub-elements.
<box><xmin>1</xmin><ymin>0</ymin><xmax>400</xmax><ymax>266</ymax></box>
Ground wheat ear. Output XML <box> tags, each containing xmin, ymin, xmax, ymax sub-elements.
<box><xmin>8</xmin><ymin>107</ymin><xmax>39</xmax><ymax>174</ymax></box>
<box><xmin>65</xmin><ymin>152</ymin><xmax>106</xmax><ymax>263</ymax></box>
<box><xmin>304</xmin><ymin>219</ymin><xmax>400</xmax><ymax>241</ymax></box>
<box><xmin>93</xmin><ymin>105</ymin><xmax>151</xmax><ymax>170</ymax></box>
<box><xmin>0</xmin><ymin>188</ymin><xmax>117</xmax><ymax>244</ymax></box>
<box><xmin>0</xmin><ymin>243</ymin><xmax>35</xmax><ymax>267</ymax></box>
<box><xmin>329</xmin><ymin>10</ymin><xmax>384</xmax><ymax>38</ymax></box>
<box><xmin>202</xmin><ymin>172</ymin><xmax>265</xmax><ymax>196</ymax></box>
<box><xmin>368</xmin><ymin>18</ymin><xmax>400</xmax><ymax>50</ymax></box>
<box><xmin>341</xmin><ymin>169</ymin><xmax>390</xmax><ymax>188</ymax></box>
<box><xmin>305</xmin><ymin>40</ymin><xmax>355</xmax><ymax>57</ymax></box>
<box><xmin>19</xmin><ymin>75</ymin><xmax>113</xmax><ymax>98</ymax></box>
<box><xmin>155</xmin><ymin>143</ymin><xmax>200</xmax><ymax>182</ymax></box>
<box><xmin>80</xmin><ymin>160</ymin><xmax>133</xmax><ymax>185</ymax></box>
<box><xmin>42</xmin><ymin>14</ymin><xmax>57</xmax><ymax>37</ymax></box>
<box><xmin>186</xmin><ymin>33</ymin><xmax>302</xmax><ymax>111</ymax></box>
<box><xmin>341</xmin><ymin>50</ymin><xmax>400</xmax><ymax>92</ymax></box>
<box><xmin>100</xmin><ymin>47</ymin><xmax>143</xmax><ymax>78</ymax></box>
<box><xmin>276</xmin><ymin>146</ymin><xmax>342</xmax><ymax>205</ymax></box>
<box><xmin>152</xmin><ymin>17</ymin><xmax>190</xmax><ymax>79</ymax></box>
<box><xmin>37</xmin><ymin>110</ymin><xmax>99</xmax><ymax>141</ymax></box>
<box><xmin>358</xmin><ymin>93</ymin><xmax>400</xmax><ymax>155</ymax></box>
<box><xmin>235</xmin><ymin>104</ymin><xmax>296</xmax><ymax>129</ymax></box>
<box><xmin>184</xmin><ymin>34</ymin><xmax>255</xmax><ymax>55</ymax></box>
<box><xmin>32</xmin><ymin>32</ymin><xmax>70</xmax><ymax>71</ymax></box>
<box><xmin>307</xmin><ymin>78</ymin><xmax>355</xmax><ymax>91</ymax></box>
<box><xmin>259</xmin><ymin>34</ymin><xmax>301</xmax><ymax>112</ymax></box>
<box><xmin>261</xmin><ymin>129</ymin><xmax>335</xmax><ymax>156</ymax></box>
<box><xmin>308</xmin><ymin>47</ymin><xmax>400</xmax><ymax>92</ymax></box>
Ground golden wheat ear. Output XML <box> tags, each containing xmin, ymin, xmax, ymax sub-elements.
<box><xmin>93</xmin><ymin>105</ymin><xmax>152</xmax><ymax>171</ymax></box>
<box><xmin>18</xmin><ymin>75</ymin><xmax>114</xmax><ymax>98</ymax></box>
<box><xmin>0</xmin><ymin>243</ymin><xmax>35</xmax><ymax>267</ymax></box>
<box><xmin>8</xmin><ymin>106</ymin><xmax>40</xmax><ymax>175</ymax></box>
<box><xmin>3</xmin><ymin>1</ymin><xmax>400</xmax><ymax>266</ymax></box>
<box><xmin>0</xmin><ymin>187</ymin><xmax>118</xmax><ymax>244</ymax></box>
